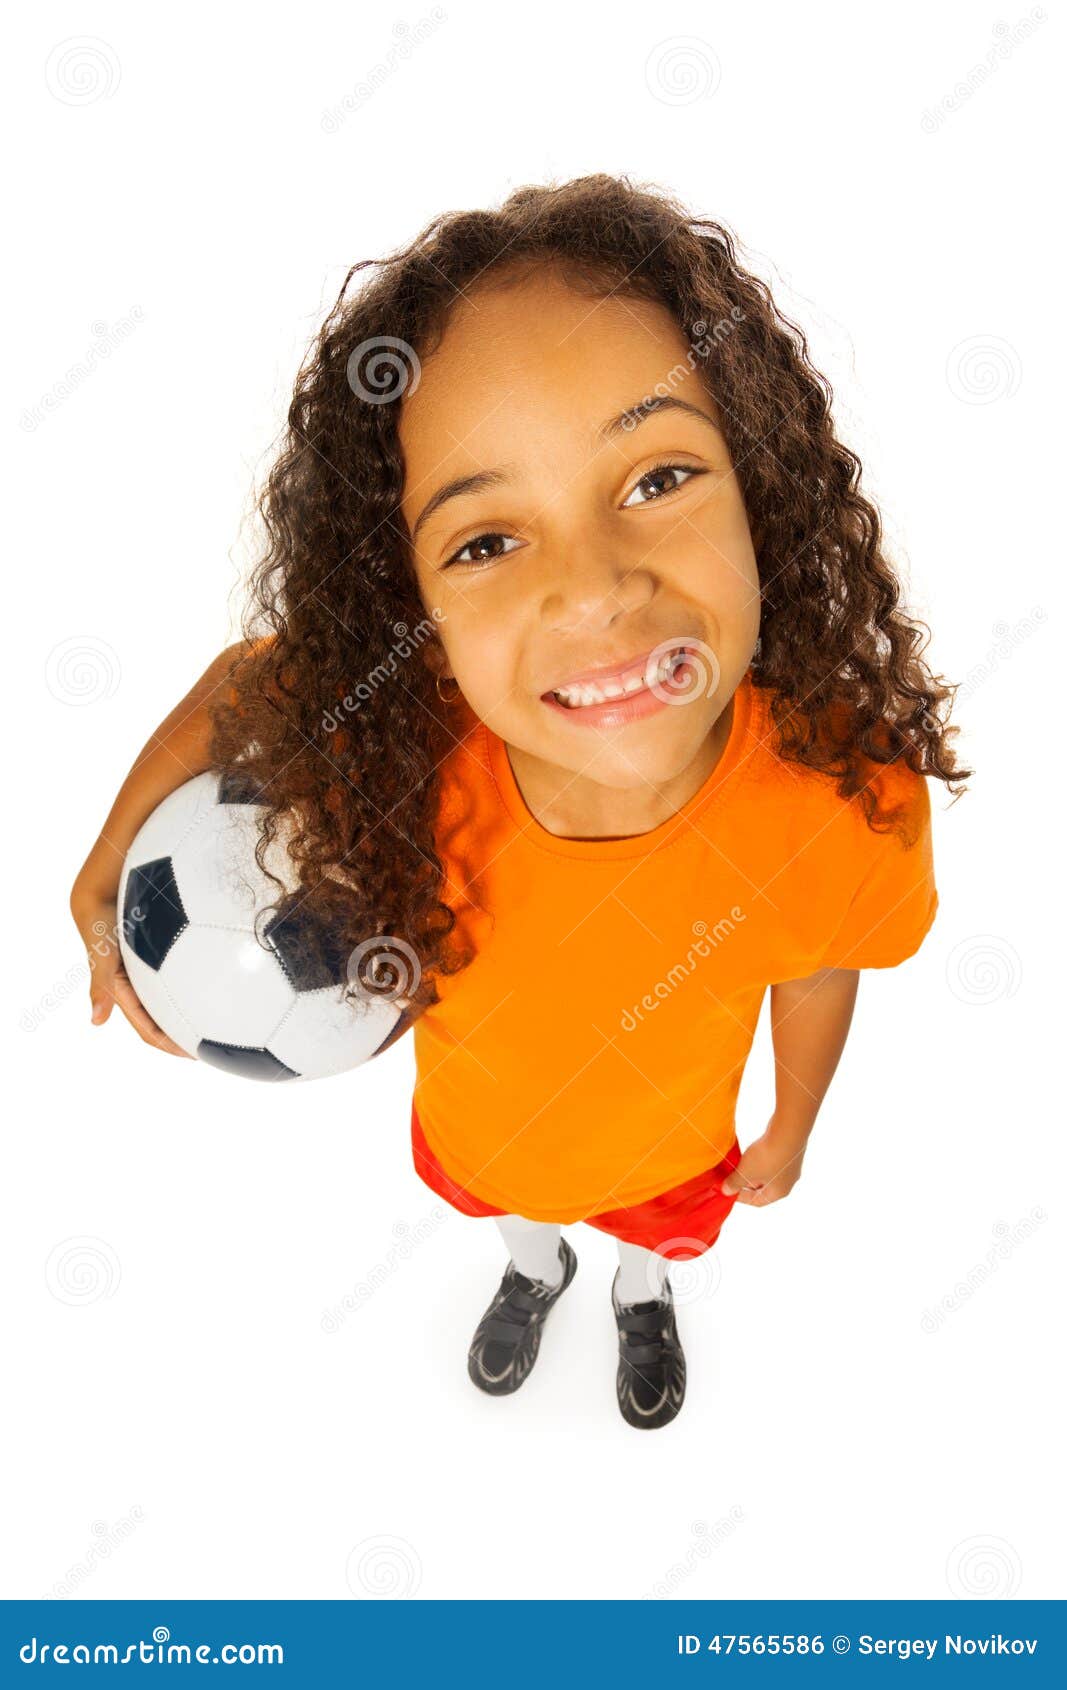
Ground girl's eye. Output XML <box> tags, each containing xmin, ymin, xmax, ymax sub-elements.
<box><xmin>440</xmin><ymin>462</ymin><xmax>706</xmax><ymax>568</ymax></box>
<box><xmin>441</xmin><ymin>531</ymin><xmax>522</xmax><ymax>571</ymax></box>
<box><xmin>622</xmin><ymin>461</ymin><xmax>705</xmax><ymax>508</ymax></box>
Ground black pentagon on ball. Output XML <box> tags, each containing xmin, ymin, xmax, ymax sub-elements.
<box><xmin>217</xmin><ymin>766</ymin><xmax>267</xmax><ymax>806</ymax></box>
<box><xmin>123</xmin><ymin>857</ymin><xmax>188</xmax><ymax>971</ymax></box>
<box><xmin>197</xmin><ymin>1040</ymin><xmax>299</xmax><ymax>1081</ymax></box>
<box><xmin>264</xmin><ymin>902</ymin><xmax>352</xmax><ymax>993</ymax></box>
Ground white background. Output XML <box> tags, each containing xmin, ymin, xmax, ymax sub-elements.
<box><xmin>4</xmin><ymin>0</ymin><xmax>1063</xmax><ymax>1602</ymax></box>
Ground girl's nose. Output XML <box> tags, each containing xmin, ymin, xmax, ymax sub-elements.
<box><xmin>539</xmin><ymin>542</ymin><xmax>655</xmax><ymax>633</ymax></box>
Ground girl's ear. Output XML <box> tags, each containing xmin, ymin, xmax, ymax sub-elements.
<box><xmin>424</xmin><ymin>639</ymin><xmax>454</xmax><ymax>684</ymax></box>
<box><xmin>423</xmin><ymin>641</ymin><xmax>459</xmax><ymax>703</ymax></box>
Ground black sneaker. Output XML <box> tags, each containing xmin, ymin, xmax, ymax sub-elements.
<box><xmin>467</xmin><ymin>1237</ymin><xmax>578</xmax><ymax>1396</ymax></box>
<box><xmin>611</xmin><ymin>1267</ymin><xmax>686</xmax><ymax>1430</ymax></box>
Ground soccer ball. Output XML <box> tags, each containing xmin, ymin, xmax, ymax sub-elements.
<box><xmin>116</xmin><ymin>767</ymin><xmax>415</xmax><ymax>1080</ymax></box>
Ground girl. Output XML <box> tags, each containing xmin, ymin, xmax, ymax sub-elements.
<box><xmin>70</xmin><ymin>173</ymin><xmax>969</xmax><ymax>1432</ymax></box>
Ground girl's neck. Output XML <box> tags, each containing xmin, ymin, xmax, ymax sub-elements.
<box><xmin>503</xmin><ymin>695</ymin><xmax>736</xmax><ymax>843</ymax></box>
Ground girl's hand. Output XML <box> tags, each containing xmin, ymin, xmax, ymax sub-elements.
<box><xmin>70</xmin><ymin>885</ymin><xmax>193</xmax><ymax>1058</ymax></box>
<box><xmin>721</xmin><ymin>1121</ymin><xmax>807</xmax><ymax>1206</ymax></box>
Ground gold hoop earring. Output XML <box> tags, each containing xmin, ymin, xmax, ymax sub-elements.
<box><xmin>435</xmin><ymin>672</ymin><xmax>460</xmax><ymax>703</ymax></box>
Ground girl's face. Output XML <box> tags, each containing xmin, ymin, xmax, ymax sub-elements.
<box><xmin>399</xmin><ymin>263</ymin><xmax>761</xmax><ymax>824</ymax></box>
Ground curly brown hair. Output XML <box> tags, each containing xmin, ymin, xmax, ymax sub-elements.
<box><xmin>207</xmin><ymin>171</ymin><xmax>970</xmax><ymax>1016</ymax></box>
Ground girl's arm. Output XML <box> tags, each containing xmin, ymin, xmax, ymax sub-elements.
<box><xmin>722</xmin><ymin>967</ymin><xmax>860</xmax><ymax>1204</ymax></box>
<box><xmin>768</xmin><ymin>966</ymin><xmax>861</xmax><ymax>1142</ymax></box>
<box><xmin>68</xmin><ymin>639</ymin><xmax>254</xmax><ymax>1054</ymax></box>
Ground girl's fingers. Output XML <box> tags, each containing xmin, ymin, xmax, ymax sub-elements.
<box><xmin>76</xmin><ymin>894</ymin><xmax>194</xmax><ymax>1058</ymax></box>
<box><xmin>76</xmin><ymin>899</ymin><xmax>124</xmax><ymax>1028</ymax></box>
<box><xmin>88</xmin><ymin>952</ymin><xmax>120</xmax><ymax>1024</ymax></box>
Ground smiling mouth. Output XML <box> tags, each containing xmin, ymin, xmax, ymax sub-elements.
<box><xmin>543</xmin><ymin>646</ymin><xmax>694</xmax><ymax>709</ymax></box>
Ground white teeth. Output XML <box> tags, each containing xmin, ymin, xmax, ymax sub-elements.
<box><xmin>552</xmin><ymin>647</ymin><xmax>687</xmax><ymax>709</ymax></box>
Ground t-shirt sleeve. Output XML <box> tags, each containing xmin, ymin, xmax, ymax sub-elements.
<box><xmin>818</xmin><ymin>767</ymin><xmax>938</xmax><ymax>970</ymax></box>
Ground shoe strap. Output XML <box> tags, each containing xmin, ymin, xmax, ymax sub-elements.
<box><xmin>507</xmin><ymin>1285</ymin><xmax>554</xmax><ymax>1315</ymax></box>
<box><xmin>620</xmin><ymin>1339</ymin><xmax>667</xmax><ymax>1366</ymax></box>
<box><xmin>480</xmin><ymin>1283</ymin><xmax>552</xmax><ymax>1345</ymax></box>
<box><xmin>483</xmin><ymin>1318</ymin><xmax>534</xmax><ymax>1345</ymax></box>
<box><xmin>617</xmin><ymin>1305</ymin><xmax>667</xmax><ymax>1336</ymax></box>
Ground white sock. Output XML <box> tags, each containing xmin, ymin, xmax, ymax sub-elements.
<box><xmin>615</xmin><ymin>1239</ymin><xmax>670</xmax><ymax>1306</ymax></box>
<box><xmin>494</xmin><ymin>1214</ymin><xmax>564</xmax><ymax>1288</ymax></box>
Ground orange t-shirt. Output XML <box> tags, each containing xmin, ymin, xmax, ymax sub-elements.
<box><xmin>414</xmin><ymin>667</ymin><xmax>938</xmax><ymax>1223</ymax></box>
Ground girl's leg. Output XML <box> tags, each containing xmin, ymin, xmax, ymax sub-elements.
<box><xmin>614</xmin><ymin>1237</ymin><xmax>670</xmax><ymax>1305</ymax></box>
<box><xmin>494</xmin><ymin>1214</ymin><xmax>564</xmax><ymax>1287</ymax></box>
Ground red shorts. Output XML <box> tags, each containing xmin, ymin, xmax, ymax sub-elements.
<box><xmin>410</xmin><ymin>1101</ymin><xmax>741</xmax><ymax>1258</ymax></box>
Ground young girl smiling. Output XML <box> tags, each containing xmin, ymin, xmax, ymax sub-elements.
<box><xmin>71</xmin><ymin>173</ymin><xmax>969</xmax><ymax>1431</ymax></box>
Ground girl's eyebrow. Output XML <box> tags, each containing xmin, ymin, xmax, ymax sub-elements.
<box><xmin>410</xmin><ymin>393</ymin><xmax>720</xmax><ymax>545</ymax></box>
<box><xmin>603</xmin><ymin>393</ymin><xmax>721</xmax><ymax>442</ymax></box>
<box><xmin>412</xmin><ymin>467</ymin><xmax>516</xmax><ymax>546</ymax></box>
